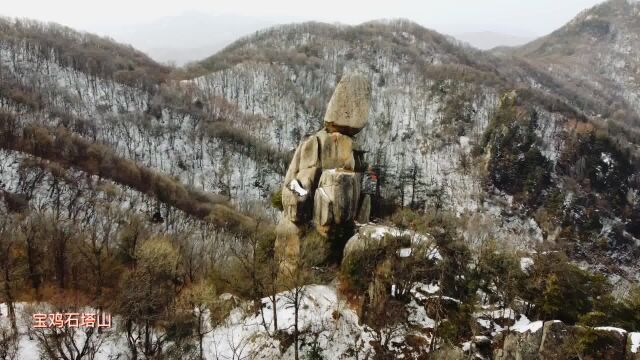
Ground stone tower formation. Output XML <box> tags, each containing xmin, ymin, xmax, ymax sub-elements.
<box><xmin>275</xmin><ymin>73</ymin><xmax>372</xmax><ymax>267</ymax></box>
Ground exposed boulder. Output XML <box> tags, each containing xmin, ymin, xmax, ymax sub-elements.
<box><xmin>343</xmin><ymin>226</ymin><xmax>387</xmax><ymax>257</ymax></box>
<box><xmin>283</xmin><ymin>135</ymin><xmax>322</xmax><ymax>186</ymax></box>
<box><xmin>343</xmin><ymin>224</ymin><xmax>436</xmax><ymax>260</ymax></box>
<box><xmin>297</xmin><ymin>135</ymin><xmax>321</xmax><ymax>170</ymax></box>
<box><xmin>584</xmin><ymin>327</ymin><xmax>627</xmax><ymax>360</ymax></box>
<box><xmin>316</xmin><ymin>129</ymin><xmax>356</xmax><ymax>170</ymax></box>
<box><xmin>539</xmin><ymin>321</ymin><xmax>575</xmax><ymax>360</ymax></box>
<box><xmin>281</xmin><ymin>135</ymin><xmax>322</xmax><ymax>224</ymax></box>
<box><xmin>281</xmin><ymin>185</ymin><xmax>311</xmax><ymax>223</ymax></box>
<box><xmin>471</xmin><ymin>336</ymin><xmax>493</xmax><ymax>359</ymax></box>
<box><xmin>538</xmin><ymin>322</ymin><xmax>627</xmax><ymax>360</ymax></box>
<box><xmin>495</xmin><ymin>323</ymin><xmax>544</xmax><ymax>360</ymax></box>
<box><xmin>323</xmin><ymin>73</ymin><xmax>371</xmax><ymax>136</ymax></box>
<box><xmin>313</xmin><ymin>170</ymin><xmax>361</xmax><ymax>235</ymax></box>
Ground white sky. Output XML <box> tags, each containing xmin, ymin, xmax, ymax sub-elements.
<box><xmin>2</xmin><ymin>0</ymin><xmax>604</xmax><ymax>37</ymax></box>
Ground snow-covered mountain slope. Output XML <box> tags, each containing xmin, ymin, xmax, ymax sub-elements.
<box><xmin>511</xmin><ymin>0</ymin><xmax>640</xmax><ymax>138</ymax></box>
<box><xmin>0</xmin><ymin>13</ymin><xmax>638</xmax><ymax>294</ymax></box>
<box><xmin>0</xmin><ymin>18</ymin><xmax>283</xmax><ymax>217</ymax></box>
<box><xmin>183</xmin><ymin>20</ymin><xmax>639</xmax><ymax>273</ymax></box>
<box><xmin>0</xmin><ymin>14</ymin><xmax>640</xmax><ymax>360</ymax></box>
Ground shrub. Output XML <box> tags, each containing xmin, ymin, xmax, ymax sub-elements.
<box><xmin>519</xmin><ymin>252</ymin><xmax>609</xmax><ymax>323</ymax></box>
<box><xmin>270</xmin><ymin>188</ymin><xmax>283</xmax><ymax>210</ymax></box>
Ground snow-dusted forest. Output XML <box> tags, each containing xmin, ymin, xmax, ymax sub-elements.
<box><xmin>1</xmin><ymin>5</ymin><xmax>640</xmax><ymax>359</ymax></box>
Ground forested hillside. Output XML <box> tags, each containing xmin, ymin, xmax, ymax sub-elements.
<box><xmin>182</xmin><ymin>18</ymin><xmax>639</xmax><ymax>276</ymax></box>
<box><xmin>509</xmin><ymin>0</ymin><xmax>640</xmax><ymax>147</ymax></box>
<box><xmin>0</xmin><ymin>5</ymin><xmax>639</xmax><ymax>359</ymax></box>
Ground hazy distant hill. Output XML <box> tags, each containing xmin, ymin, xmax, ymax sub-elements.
<box><xmin>454</xmin><ymin>31</ymin><xmax>534</xmax><ymax>50</ymax></box>
<box><xmin>105</xmin><ymin>13</ymin><xmax>279</xmax><ymax>65</ymax></box>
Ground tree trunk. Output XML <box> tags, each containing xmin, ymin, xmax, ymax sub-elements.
<box><xmin>3</xmin><ymin>263</ymin><xmax>17</xmax><ymax>332</ymax></box>
<box><xmin>294</xmin><ymin>296</ymin><xmax>299</xmax><ymax>360</ymax></box>
<box><xmin>271</xmin><ymin>295</ymin><xmax>278</xmax><ymax>333</ymax></box>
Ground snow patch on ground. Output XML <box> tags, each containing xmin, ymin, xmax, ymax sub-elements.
<box><xmin>520</xmin><ymin>257</ymin><xmax>534</xmax><ymax>272</ymax></box>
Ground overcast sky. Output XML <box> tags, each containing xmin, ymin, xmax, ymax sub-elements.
<box><xmin>3</xmin><ymin>0</ymin><xmax>605</xmax><ymax>37</ymax></box>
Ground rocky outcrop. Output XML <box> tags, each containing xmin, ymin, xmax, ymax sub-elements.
<box><xmin>275</xmin><ymin>73</ymin><xmax>372</xmax><ymax>268</ymax></box>
<box><xmin>313</xmin><ymin>170</ymin><xmax>362</xmax><ymax>235</ymax></box>
<box><xmin>316</xmin><ymin>130</ymin><xmax>356</xmax><ymax>170</ymax></box>
<box><xmin>494</xmin><ymin>324</ymin><xmax>544</xmax><ymax>360</ymax></box>
<box><xmin>323</xmin><ymin>73</ymin><xmax>371</xmax><ymax>135</ymax></box>
<box><xmin>493</xmin><ymin>321</ymin><xmax>632</xmax><ymax>360</ymax></box>
<box><xmin>538</xmin><ymin>321</ymin><xmax>574</xmax><ymax>359</ymax></box>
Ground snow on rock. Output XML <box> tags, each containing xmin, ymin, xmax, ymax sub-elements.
<box><xmin>345</xmin><ymin>224</ymin><xmax>442</xmax><ymax>261</ymax></box>
<box><xmin>630</xmin><ymin>332</ymin><xmax>640</xmax><ymax>353</ymax></box>
<box><xmin>462</xmin><ymin>341</ymin><xmax>471</xmax><ymax>351</ymax></box>
<box><xmin>510</xmin><ymin>315</ymin><xmax>544</xmax><ymax>333</ymax></box>
<box><xmin>289</xmin><ymin>179</ymin><xmax>308</xmax><ymax>196</ymax></box>
<box><xmin>398</xmin><ymin>248</ymin><xmax>413</xmax><ymax>257</ymax></box>
<box><xmin>406</xmin><ymin>299</ymin><xmax>436</xmax><ymax>329</ymax></box>
<box><xmin>594</xmin><ymin>326</ymin><xmax>628</xmax><ymax>335</ymax></box>
<box><xmin>477</xmin><ymin>319</ymin><xmax>492</xmax><ymax>329</ymax></box>
<box><xmin>411</xmin><ymin>282</ymin><xmax>440</xmax><ymax>297</ymax></box>
<box><xmin>410</xmin><ymin>283</ymin><xmax>444</xmax><ymax>304</ymax></box>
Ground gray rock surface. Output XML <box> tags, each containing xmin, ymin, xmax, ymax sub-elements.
<box><xmin>495</xmin><ymin>326</ymin><xmax>543</xmax><ymax>360</ymax></box>
<box><xmin>356</xmin><ymin>194</ymin><xmax>371</xmax><ymax>224</ymax></box>
<box><xmin>539</xmin><ymin>321</ymin><xmax>573</xmax><ymax>360</ymax></box>
<box><xmin>492</xmin><ymin>321</ymin><xmax>631</xmax><ymax>360</ymax></box>
<box><xmin>313</xmin><ymin>170</ymin><xmax>361</xmax><ymax>230</ymax></box>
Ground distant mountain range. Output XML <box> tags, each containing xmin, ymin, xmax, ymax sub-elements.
<box><xmin>103</xmin><ymin>13</ymin><xmax>280</xmax><ymax>65</ymax></box>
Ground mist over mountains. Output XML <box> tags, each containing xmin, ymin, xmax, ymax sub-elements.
<box><xmin>100</xmin><ymin>13</ymin><xmax>279</xmax><ymax>65</ymax></box>
<box><xmin>454</xmin><ymin>31</ymin><xmax>534</xmax><ymax>50</ymax></box>
<box><xmin>92</xmin><ymin>12</ymin><xmax>539</xmax><ymax>65</ymax></box>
